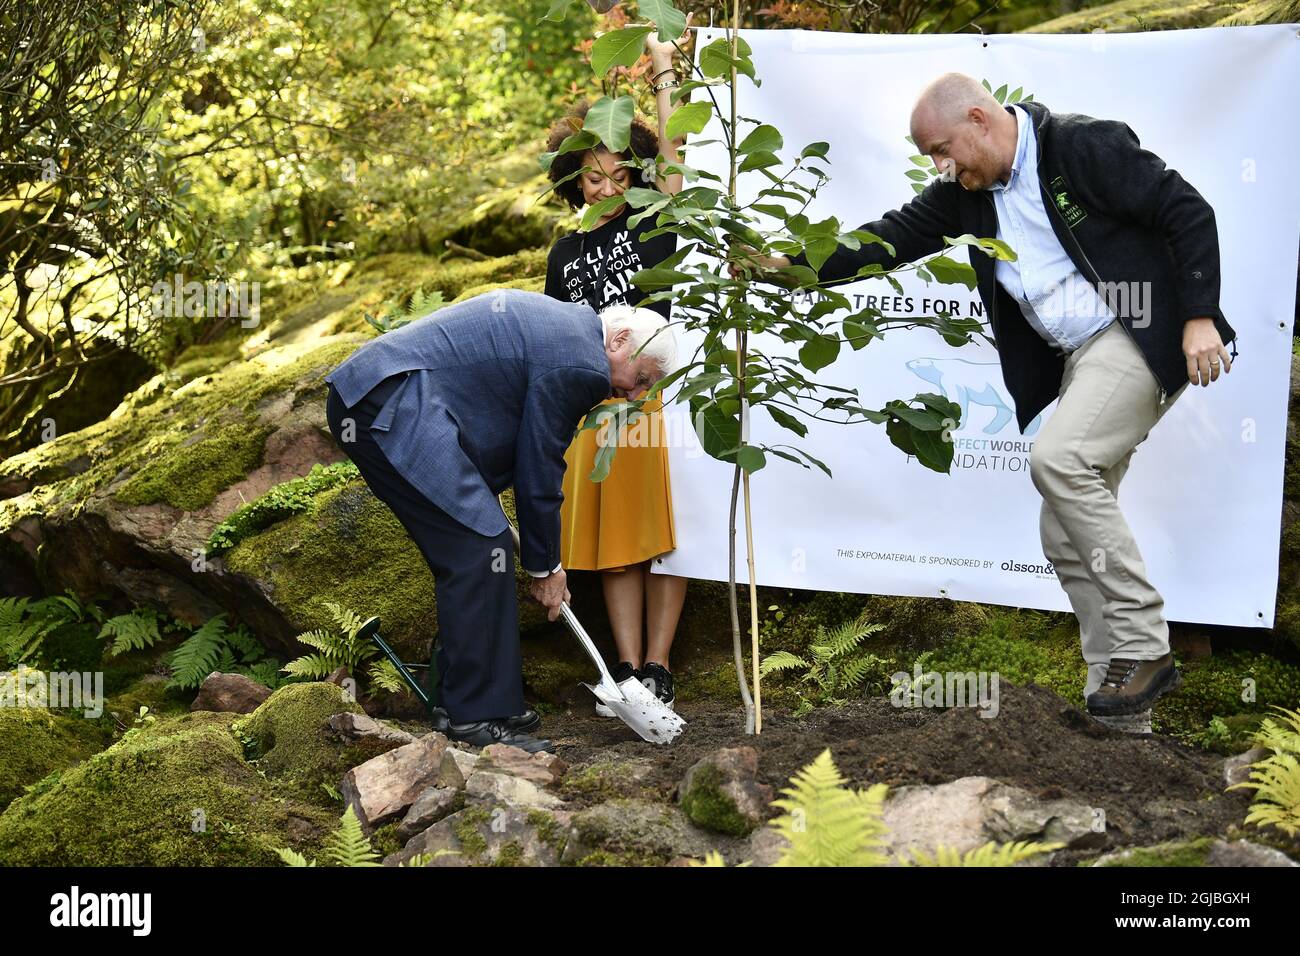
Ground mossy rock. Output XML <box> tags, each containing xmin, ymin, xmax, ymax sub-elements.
<box><xmin>679</xmin><ymin>764</ymin><xmax>758</xmax><ymax>837</ymax></box>
<box><xmin>115</xmin><ymin>422</ymin><xmax>275</xmax><ymax>512</ymax></box>
<box><xmin>1024</xmin><ymin>0</ymin><xmax>1298</xmax><ymax>33</ymax></box>
<box><xmin>226</xmin><ymin>481</ymin><xmax>547</xmax><ymax>662</ymax></box>
<box><xmin>229</xmin><ymin>681</ymin><xmax>395</xmax><ymax>803</ymax></box>
<box><xmin>1090</xmin><ymin>836</ymin><xmax>1216</xmax><ymax>867</ymax></box>
<box><xmin>0</xmin><ymin>711</ymin><xmax>339</xmax><ymax>865</ymax></box>
<box><xmin>0</xmin><ymin>707</ymin><xmax>111</xmax><ymax>812</ymax></box>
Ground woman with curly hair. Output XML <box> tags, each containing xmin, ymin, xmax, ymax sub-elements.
<box><xmin>542</xmin><ymin>26</ymin><xmax>690</xmax><ymax>713</ymax></box>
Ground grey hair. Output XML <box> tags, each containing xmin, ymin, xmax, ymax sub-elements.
<box><xmin>598</xmin><ymin>303</ymin><xmax>678</xmax><ymax>376</ymax></box>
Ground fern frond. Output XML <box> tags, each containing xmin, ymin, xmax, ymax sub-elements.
<box><xmin>818</xmin><ymin>616</ymin><xmax>885</xmax><ymax>660</ymax></box>
<box><xmin>241</xmin><ymin>660</ymin><xmax>284</xmax><ymax>689</ymax></box>
<box><xmin>1229</xmin><ymin>753</ymin><xmax>1300</xmax><ymax>836</ymax></box>
<box><xmin>368</xmin><ymin>659</ymin><xmax>409</xmax><ymax>695</ymax></box>
<box><xmin>758</xmin><ymin>651</ymin><xmax>811</xmax><ymax>677</ymax></box>
<box><xmin>324</xmin><ymin>805</ymin><xmax>381</xmax><ymax>867</ymax></box>
<box><xmin>910</xmin><ymin>840</ymin><xmax>1064</xmax><ymax>867</ymax></box>
<box><xmin>771</xmin><ymin>749</ymin><xmax>891</xmax><ymax>867</ymax></box>
<box><xmin>100</xmin><ymin>608</ymin><xmax>163</xmax><ymax>657</ymax></box>
<box><xmin>276</xmin><ymin>847</ymin><xmax>315</xmax><ymax>866</ymax></box>
<box><xmin>838</xmin><ymin>653</ymin><xmax>884</xmax><ymax>691</ymax></box>
<box><xmin>281</xmin><ymin>653</ymin><xmax>338</xmax><ymax>679</ymax></box>
<box><xmin>690</xmin><ymin>851</ymin><xmax>729</xmax><ymax>867</ymax></box>
<box><xmin>1251</xmin><ymin>706</ymin><xmax>1300</xmax><ymax>757</ymax></box>
<box><xmin>289</xmin><ymin>629</ymin><xmax>335</xmax><ymax>654</ymax></box>
<box><xmin>166</xmin><ymin>617</ymin><xmax>229</xmax><ymax>689</ymax></box>
<box><xmin>223</xmin><ymin>624</ymin><xmax>264</xmax><ymax>661</ymax></box>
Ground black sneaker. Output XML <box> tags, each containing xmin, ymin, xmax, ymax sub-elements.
<box><xmin>639</xmin><ymin>662</ymin><xmax>675</xmax><ymax>710</ymax></box>
<box><xmin>596</xmin><ymin>662</ymin><xmax>639</xmax><ymax>717</ymax></box>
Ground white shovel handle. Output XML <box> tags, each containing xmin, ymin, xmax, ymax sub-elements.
<box><xmin>503</xmin><ymin>515</ymin><xmax>619</xmax><ymax>691</ymax></box>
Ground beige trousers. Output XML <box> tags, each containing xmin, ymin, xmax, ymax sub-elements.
<box><xmin>1028</xmin><ymin>320</ymin><xmax>1188</xmax><ymax>699</ymax></box>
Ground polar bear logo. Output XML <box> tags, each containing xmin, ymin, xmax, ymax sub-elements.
<box><xmin>905</xmin><ymin>357</ymin><xmax>1042</xmax><ymax>436</ymax></box>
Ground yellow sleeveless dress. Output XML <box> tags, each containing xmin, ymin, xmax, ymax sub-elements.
<box><xmin>559</xmin><ymin>396</ymin><xmax>676</xmax><ymax>571</ymax></box>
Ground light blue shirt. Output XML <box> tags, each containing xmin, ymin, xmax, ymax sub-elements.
<box><xmin>985</xmin><ymin>105</ymin><xmax>1114</xmax><ymax>353</ymax></box>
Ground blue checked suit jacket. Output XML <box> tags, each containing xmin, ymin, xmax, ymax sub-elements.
<box><xmin>326</xmin><ymin>290</ymin><xmax>610</xmax><ymax>573</ymax></box>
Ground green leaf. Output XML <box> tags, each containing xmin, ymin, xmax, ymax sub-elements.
<box><xmin>993</xmin><ymin>83</ymin><xmax>1007</xmax><ymax>103</ymax></box>
<box><xmin>690</xmin><ymin>397</ymin><xmax>740</xmax><ymax>463</ymax></box>
<box><xmin>589</xmin><ymin>438</ymin><xmax>617</xmax><ymax>482</ymax></box>
<box><xmin>591</xmin><ymin>27</ymin><xmax>653</xmax><ymax>76</ymax></box>
<box><xmin>737</xmin><ymin>446</ymin><xmax>766</xmax><ymax>474</ymax></box>
<box><xmin>926</xmin><ymin>255</ymin><xmax>977</xmax><ymax>290</ymax></box>
<box><xmin>539</xmin><ymin>129</ymin><xmax>599</xmax><ymax>172</ymax></box>
<box><xmin>699</xmin><ymin>37</ymin><xmax>754</xmax><ymax>80</ymax></box>
<box><xmin>944</xmin><ymin>234</ymin><xmax>1017</xmax><ymax>262</ymax></box>
<box><xmin>629</xmin><ymin>266</ymin><xmax>693</xmax><ymax>290</ymax></box>
<box><xmin>623</xmin><ymin>186</ymin><xmax>667</xmax><ymax>208</ymax></box>
<box><xmin>639</xmin><ymin>0</ymin><xmax>688</xmax><ymax>41</ymax></box>
<box><xmin>738</xmin><ymin>150</ymin><xmax>780</xmax><ymax>173</ymax></box>
<box><xmin>737</xmin><ymin>124</ymin><xmax>782</xmax><ymax>155</ymax></box>
<box><xmin>542</xmin><ymin>0</ymin><xmax>580</xmax><ymax>21</ymax></box>
<box><xmin>579</xmin><ymin>194</ymin><xmax>629</xmax><ymax>230</ymax></box>
<box><xmin>584</xmin><ymin>95</ymin><xmax>635</xmax><ymax>152</ymax></box>
<box><xmin>801</xmin><ymin>141</ymin><xmax>830</xmax><ymax>160</ymax></box>
<box><xmin>665</xmin><ymin>101</ymin><xmax>712</xmax><ymax>140</ymax></box>
<box><xmin>799</xmin><ymin>334</ymin><xmax>840</xmax><ymax>373</ymax></box>
<box><xmin>766</xmin><ymin>405</ymin><xmax>808</xmax><ymax>438</ymax></box>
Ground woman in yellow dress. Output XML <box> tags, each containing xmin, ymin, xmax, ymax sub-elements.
<box><xmin>540</xmin><ymin>28</ymin><xmax>689</xmax><ymax>710</ymax></box>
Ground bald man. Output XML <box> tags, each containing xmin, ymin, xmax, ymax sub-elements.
<box><xmin>734</xmin><ymin>73</ymin><xmax>1237</xmax><ymax>734</ymax></box>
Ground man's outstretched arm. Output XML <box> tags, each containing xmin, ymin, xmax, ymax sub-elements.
<box><xmin>730</xmin><ymin>178</ymin><xmax>963</xmax><ymax>285</ymax></box>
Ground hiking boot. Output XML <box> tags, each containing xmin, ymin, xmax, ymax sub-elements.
<box><xmin>1090</xmin><ymin>709</ymin><xmax>1153</xmax><ymax>735</ymax></box>
<box><xmin>596</xmin><ymin>662</ymin><xmax>639</xmax><ymax>717</ymax></box>
<box><xmin>1086</xmin><ymin>653</ymin><xmax>1182</xmax><ymax>716</ymax></box>
<box><xmin>639</xmin><ymin>662</ymin><xmax>675</xmax><ymax>710</ymax></box>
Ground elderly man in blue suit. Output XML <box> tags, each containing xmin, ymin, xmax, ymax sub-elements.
<box><xmin>324</xmin><ymin>289</ymin><xmax>677</xmax><ymax>753</ymax></box>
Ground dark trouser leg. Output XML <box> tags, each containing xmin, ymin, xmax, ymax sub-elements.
<box><xmin>325</xmin><ymin>382</ymin><xmax>525</xmax><ymax>722</ymax></box>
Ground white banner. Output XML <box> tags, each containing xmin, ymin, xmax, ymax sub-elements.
<box><xmin>653</xmin><ymin>25</ymin><xmax>1300</xmax><ymax>628</ymax></box>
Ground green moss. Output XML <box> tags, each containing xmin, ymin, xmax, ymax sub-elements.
<box><xmin>559</xmin><ymin>761</ymin><xmax>633</xmax><ymax>803</ymax></box>
<box><xmin>208</xmin><ymin>461</ymin><xmax>361</xmax><ymax>554</ymax></box>
<box><xmin>0</xmin><ymin>707</ymin><xmax>110</xmax><ymax>811</ymax></box>
<box><xmin>225</xmin><ymin>482</ymin><xmax>439</xmax><ymax>660</ymax></box>
<box><xmin>1093</xmin><ymin>836</ymin><xmax>1216</xmax><ymax>867</ymax></box>
<box><xmin>1159</xmin><ymin>650</ymin><xmax>1300</xmax><ymax>741</ymax></box>
<box><xmin>369</xmin><ymin>820</ymin><xmax>405</xmax><ymax>859</ymax></box>
<box><xmin>492</xmin><ymin>840</ymin><xmax>525</xmax><ymax>867</ymax></box>
<box><xmin>0</xmin><ymin>711</ymin><xmax>338</xmax><ymax>865</ymax></box>
<box><xmin>1024</xmin><ymin>0</ymin><xmax>1286</xmax><ymax>34</ymax></box>
<box><xmin>115</xmin><ymin>421</ymin><xmax>274</xmax><ymax>511</ymax></box>
<box><xmin>452</xmin><ymin>805</ymin><xmax>492</xmax><ymax>860</ymax></box>
<box><xmin>451</xmin><ymin>276</ymin><xmax>547</xmax><ymax>304</ymax></box>
<box><xmin>230</xmin><ymin>682</ymin><xmax>384</xmax><ymax>803</ymax></box>
<box><xmin>912</xmin><ymin>613</ymin><xmax>1085</xmax><ymax>706</ymax></box>
<box><xmin>526</xmin><ymin>808</ymin><xmax>566</xmax><ymax>853</ymax></box>
<box><xmin>520</xmin><ymin>650</ymin><xmax>593</xmax><ymax>704</ymax></box>
<box><xmin>680</xmin><ymin>764</ymin><xmax>755</xmax><ymax>836</ymax></box>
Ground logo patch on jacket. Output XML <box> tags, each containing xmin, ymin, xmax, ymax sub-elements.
<box><xmin>1049</xmin><ymin>175</ymin><xmax>1087</xmax><ymax>228</ymax></box>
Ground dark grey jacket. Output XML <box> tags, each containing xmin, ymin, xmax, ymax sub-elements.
<box><xmin>793</xmin><ymin>99</ymin><xmax>1237</xmax><ymax>433</ymax></box>
<box><xmin>326</xmin><ymin>290</ymin><xmax>610</xmax><ymax>573</ymax></box>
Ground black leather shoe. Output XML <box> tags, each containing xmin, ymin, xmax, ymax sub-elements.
<box><xmin>430</xmin><ymin>707</ymin><xmax>540</xmax><ymax>735</ymax></box>
<box><xmin>446</xmin><ymin>719</ymin><xmax>554</xmax><ymax>753</ymax></box>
